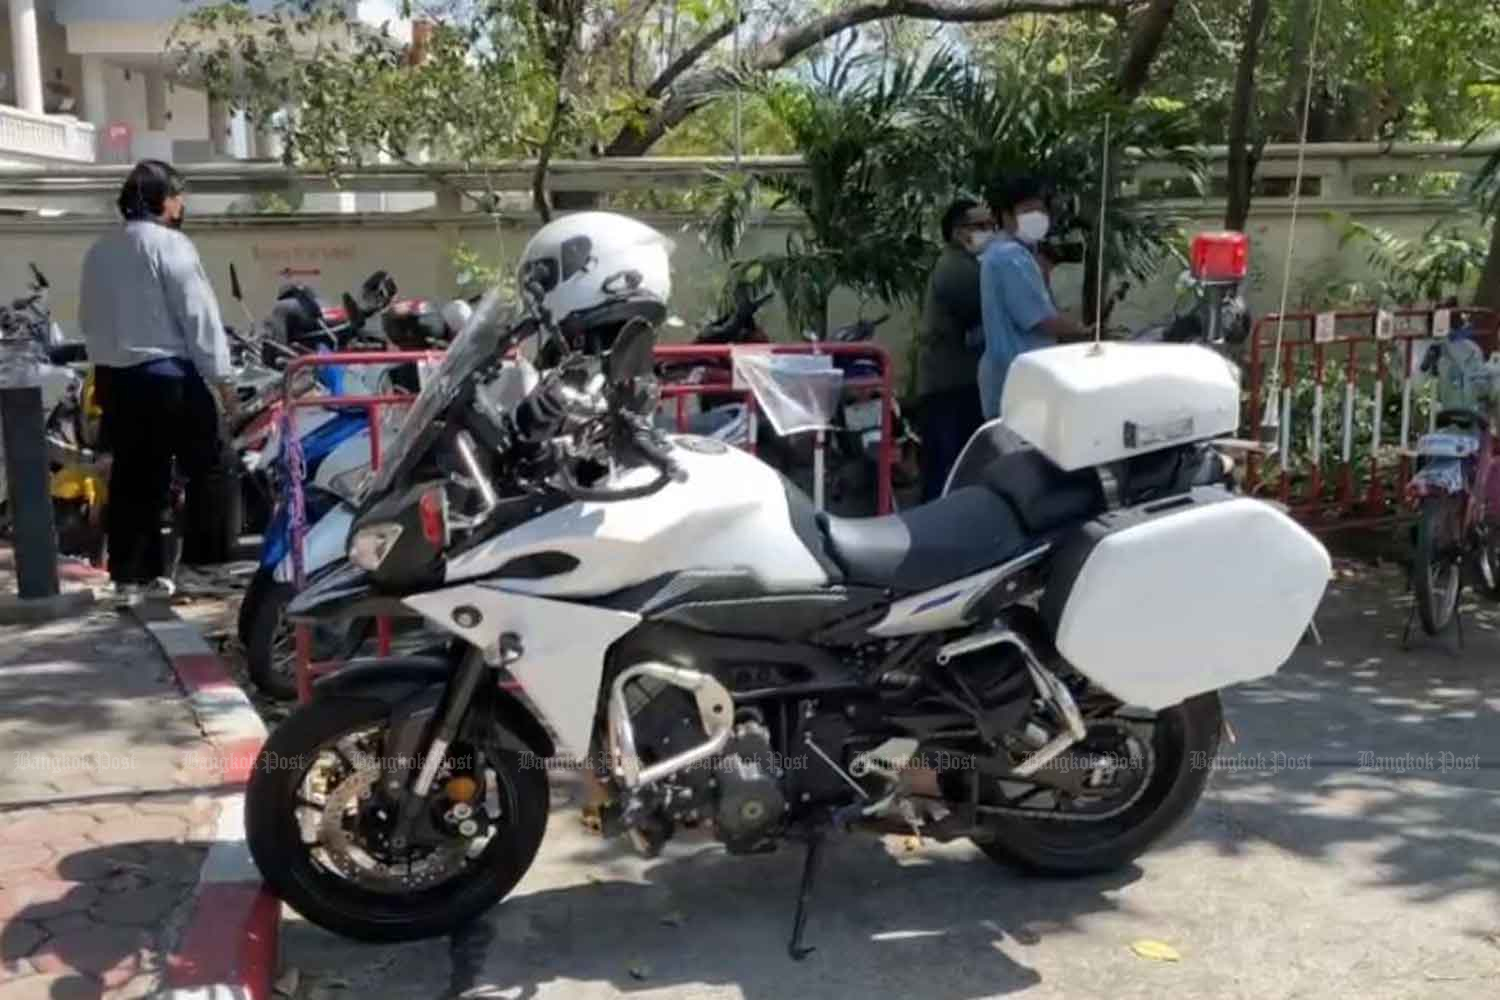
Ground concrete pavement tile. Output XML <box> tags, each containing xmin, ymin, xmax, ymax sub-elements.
<box><xmin>83</xmin><ymin>813</ymin><xmax>189</xmax><ymax>846</ymax></box>
<box><xmin>0</xmin><ymin>973</ymin><xmax>103</xmax><ymax>1000</ymax></box>
<box><xmin>0</xmin><ymin>959</ymin><xmax>36</xmax><ymax>985</ymax></box>
<box><xmin>46</xmin><ymin>844</ymin><xmax>149</xmax><ymax>884</ymax></box>
<box><xmin>38</xmin><ymin>913</ymin><xmax>96</xmax><ymax>938</ymax></box>
<box><xmin>89</xmin><ymin>884</ymin><xmax>185</xmax><ymax>927</ymax></box>
<box><xmin>0</xmin><ymin>881</ymin><xmax>99</xmax><ymax>921</ymax></box>
<box><xmin>92</xmin><ymin>874</ymin><xmax>147</xmax><ymax>896</ymax></box>
<box><xmin>0</xmin><ymin>813</ymin><xmax>100</xmax><ymax>842</ymax></box>
<box><xmin>0</xmin><ymin>920</ymin><xmax>44</xmax><ymax>962</ymax></box>
<box><xmin>101</xmin><ymin>972</ymin><xmax>159</xmax><ymax>999</ymax></box>
<box><xmin>135</xmin><ymin>844</ymin><xmax>205</xmax><ymax>883</ymax></box>
<box><xmin>28</xmin><ymin>925</ymin><xmax>147</xmax><ymax>979</ymax></box>
<box><xmin>0</xmin><ymin>846</ymin><xmax>50</xmax><ymax>877</ymax></box>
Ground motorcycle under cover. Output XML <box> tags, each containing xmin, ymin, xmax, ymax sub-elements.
<box><xmin>1041</xmin><ymin>487</ymin><xmax>1330</xmax><ymax>710</ymax></box>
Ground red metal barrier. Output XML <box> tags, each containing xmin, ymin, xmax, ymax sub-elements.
<box><xmin>280</xmin><ymin>350</ymin><xmax>439</xmax><ymax>702</ymax></box>
<box><xmin>1244</xmin><ymin>307</ymin><xmax>1497</xmax><ymax>530</ymax></box>
<box><xmin>283</xmin><ymin>341</ymin><xmax>899</xmax><ymax>703</ymax></box>
<box><xmin>653</xmin><ymin>341</ymin><xmax>898</xmax><ymax>516</ymax></box>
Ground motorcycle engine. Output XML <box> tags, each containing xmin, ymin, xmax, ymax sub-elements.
<box><xmin>713</xmin><ymin>721</ymin><xmax>785</xmax><ymax>851</ymax></box>
<box><xmin>625</xmin><ymin>679</ymin><xmax>785</xmax><ymax>852</ymax></box>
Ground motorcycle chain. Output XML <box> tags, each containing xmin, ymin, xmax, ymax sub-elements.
<box><xmin>974</xmin><ymin>718</ymin><xmax>1157</xmax><ymax>824</ymax></box>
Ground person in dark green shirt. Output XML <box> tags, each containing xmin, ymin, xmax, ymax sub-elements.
<box><xmin>917</xmin><ymin>198</ymin><xmax>993</xmax><ymax>500</ymax></box>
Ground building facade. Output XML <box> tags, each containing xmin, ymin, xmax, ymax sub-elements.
<box><xmin>0</xmin><ymin>0</ymin><xmax>400</xmax><ymax>169</ymax></box>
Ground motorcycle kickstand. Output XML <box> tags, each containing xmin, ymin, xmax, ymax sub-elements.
<box><xmin>787</xmin><ymin>830</ymin><xmax>826</xmax><ymax>961</ymax></box>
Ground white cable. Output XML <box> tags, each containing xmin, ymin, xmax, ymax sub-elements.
<box><xmin>1093</xmin><ymin>114</ymin><xmax>1110</xmax><ymax>350</ymax></box>
<box><xmin>1266</xmin><ymin>0</ymin><xmax>1326</xmax><ymax>397</ymax></box>
<box><xmin>732</xmin><ymin>0</ymin><xmax>743</xmax><ymax>169</ymax></box>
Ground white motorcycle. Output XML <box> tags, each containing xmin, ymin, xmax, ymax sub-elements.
<box><xmin>244</xmin><ymin>215</ymin><xmax>1330</xmax><ymax>954</ymax></box>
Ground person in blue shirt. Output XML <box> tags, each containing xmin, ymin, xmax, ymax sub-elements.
<box><xmin>977</xmin><ymin>176</ymin><xmax>1089</xmax><ymax>419</ymax></box>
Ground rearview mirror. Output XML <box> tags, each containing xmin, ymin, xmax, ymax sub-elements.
<box><xmin>359</xmin><ymin>270</ymin><xmax>396</xmax><ymax>311</ymax></box>
<box><xmin>605</xmin><ymin>318</ymin><xmax>657</xmax><ymax>387</ymax></box>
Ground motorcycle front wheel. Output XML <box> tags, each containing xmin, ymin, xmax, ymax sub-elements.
<box><xmin>245</xmin><ymin>694</ymin><xmax>549</xmax><ymax>942</ymax></box>
<box><xmin>1468</xmin><ymin>521</ymin><xmax>1500</xmax><ymax>600</ymax></box>
<box><xmin>241</xmin><ymin>569</ymin><xmax>369</xmax><ymax>701</ymax></box>
<box><xmin>969</xmin><ymin>691</ymin><xmax>1222</xmax><ymax>876</ymax></box>
<box><xmin>1414</xmin><ymin>495</ymin><xmax>1464</xmax><ymax>634</ymax></box>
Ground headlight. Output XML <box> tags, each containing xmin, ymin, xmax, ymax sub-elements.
<box><xmin>326</xmin><ymin>465</ymin><xmax>371</xmax><ymax>504</ymax></box>
<box><xmin>348</xmin><ymin>523</ymin><xmax>403</xmax><ymax>571</ymax></box>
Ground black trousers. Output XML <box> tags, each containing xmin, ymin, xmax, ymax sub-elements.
<box><xmin>919</xmin><ymin>384</ymin><xmax>985</xmax><ymax>502</ymax></box>
<box><xmin>105</xmin><ymin>364</ymin><xmax>225</xmax><ymax>584</ymax></box>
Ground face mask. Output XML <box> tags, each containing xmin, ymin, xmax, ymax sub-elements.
<box><xmin>962</xmin><ymin>231</ymin><xmax>996</xmax><ymax>255</ymax></box>
<box><xmin>1016</xmin><ymin>211</ymin><xmax>1050</xmax><ymax>245</ymax></box>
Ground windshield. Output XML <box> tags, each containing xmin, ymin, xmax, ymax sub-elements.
<box><xmin>364</xmin><ymin>289</ymin><xmax>516</xmax><ymax>499</ymax></box>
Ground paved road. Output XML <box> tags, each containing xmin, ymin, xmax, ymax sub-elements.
<box><xmin>282</xmin><ymin>565</ymin><xmax>1500</xmax><ymax>1000</ymax></box>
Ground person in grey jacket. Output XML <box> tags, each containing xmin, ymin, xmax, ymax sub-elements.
<box><xmin>79</xmin><ymin>159</ymin><xmax>237</xmax><ymax>603</ymax></box>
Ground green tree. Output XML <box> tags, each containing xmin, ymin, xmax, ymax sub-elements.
<box><xmin>702</xmin><ymin>43</ymin><xmax>959</xmax><ymax>338</ymax></box>
<box><xmin>170</xmin><ymin>0</ymin><xmax>1148</xmax><ymax>219</ymax></box>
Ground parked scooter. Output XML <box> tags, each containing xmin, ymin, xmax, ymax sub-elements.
<box><xmin>1405</xmin><ymin>312</ymin><xmax>1500</xmax><ymax>635</ymax></box>
<box><xmin>236</xmin><ymin>296</ymin><xmax>481</xmax><ymax>699</ymax></box>
<box><xmin>0</xmin><ymin>263</ymin><xmax>100</xmax><ymax>553</ymax></box>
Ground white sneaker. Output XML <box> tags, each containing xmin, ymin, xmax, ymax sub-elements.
<box><xmin>145</xmin><ymin>577</ymin><xmax>177</xmax><ymax>600</ymax></box>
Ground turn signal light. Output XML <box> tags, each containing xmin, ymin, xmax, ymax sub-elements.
<box><xmin>419</xmin><ymin>487</ymin><xmax>447</xmax><ymax>546</ymax></box>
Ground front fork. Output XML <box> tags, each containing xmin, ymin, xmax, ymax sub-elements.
<box><xmin>384</xmin><ymin>646</ymin><xmax>492</xmax><ymax>850</ymax></box>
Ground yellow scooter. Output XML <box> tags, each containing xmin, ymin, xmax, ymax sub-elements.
<box><xmin>47</xmin><ymin>365</ymin><xmax>109</xmax><ymax>563</ymax></box>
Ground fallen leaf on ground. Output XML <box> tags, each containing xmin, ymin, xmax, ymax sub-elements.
<box><xmin>1011</xmin><ymin>928</ymin><xmax>1041</xmax><ymax>946</ymax></box>
<box><xmin>628</xmin><ymin>961</ymin><xmax>651</xmax><ymax>980</ymax></box>
<box><xmin>660</xmin><ymin>911</ymin><xmax>684</xmax><ymax>928</ymax></box>
<box><xmin>1130</xmin><ymin>939</ymin><xmax>1182</xmax><ymax>963</ymax></box>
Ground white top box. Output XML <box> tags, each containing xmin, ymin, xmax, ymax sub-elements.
<box><xmin>999</xmin><ymin>342</ymin><xmax>1240</xmax><ymax>471</ymax></box>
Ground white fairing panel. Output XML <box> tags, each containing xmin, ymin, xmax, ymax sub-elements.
<box><xmin>444</xmin><ymin>439</ymin><xmax>831</xmax><ymax>596</ymax></box>
<box><xmin>1002</xmin><ymin>342</ymin><xmax>1239</xmax><ymax>471</ymax></box>
<box><xmin>403</xmin><ymin>584</ymin><xmax>641</xmax><ymax>756</ymax></box>
<box><xmin>869</xmin><ymin>545</ymin><xmax>1050</xmax><ymax>637</ymax></box>
<box><xmin>1054</xmin><ymin>497</ymin><xmax>1330</xmax><ymax>709</ymax></box>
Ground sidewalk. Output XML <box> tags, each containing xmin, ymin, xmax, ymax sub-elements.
<box><xmin>0</xmin><ymin>540</ymin><xmax>252</xmax><ymax>998</ymax></box>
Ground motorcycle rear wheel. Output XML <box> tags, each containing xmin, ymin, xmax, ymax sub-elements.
<box><xmin>245</xmin><ymin>695</ymin><xmax>549</xmax><ymax>942</ymax></box>
<box><xmin>1414</xmin><ymin>495</ymin><xmax>1463</xmax><ymax>635</ymax></box>
<box><xmin>972</xmin><ymin>692</ymin><xmax>1222</xmax><ymax>876</ymax></box>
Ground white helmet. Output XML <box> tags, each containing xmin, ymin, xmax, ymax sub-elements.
<box><xmin>517</xmin><ymin>212</ymin><xmax>673</xmax><ymax>344</ymax></box>
<box><xmin>440</xmin><ymin>298</ymin><xmax>473</xmax><ymax>337</ymax></box>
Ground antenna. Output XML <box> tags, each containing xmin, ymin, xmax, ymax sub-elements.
<box><xmin>1261</xmin><ymin>0</ymin><xmax>1326</xmax><ymax>449</ymax></box>
<box><xmin>1090</xmin><ymin>114</ymin><xmax>1111</xmax><ymax>354</ymax></box>
<box><xmin>732</xmin><ymin>0</ymin><xmax>743</xmax><ymax>169</ymax></box>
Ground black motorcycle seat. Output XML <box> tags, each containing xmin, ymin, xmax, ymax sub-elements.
<box><xmin>817</xmin><ymin>486</ymin><xmax>1031</xmax><ymax>592</ymax></box>
<box><xmin>980</xmin><ymin>448</ymin><xmax>1104</xmax><ymax>535</ymax></box>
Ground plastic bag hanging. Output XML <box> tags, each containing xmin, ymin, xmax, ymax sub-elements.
<box><xmin>730</xmin><ymin>349</ymin><xmax>844</xmax><ymax>437</ymax></box>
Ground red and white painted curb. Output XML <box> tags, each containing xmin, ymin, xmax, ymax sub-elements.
<box><xmin>138</xmin><ymin>611</ymin><xmax>280</xmax><ymax>1000</ymax></box>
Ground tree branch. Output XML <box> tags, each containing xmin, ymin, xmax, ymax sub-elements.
<box><xmin>1114</xmin><ymin>0</ymin><xmax>1178</xmax><ymax>98</ymax></box>
<box><xmin>646</xmin><ymin>15</ymin><xmax>746</xmax><ymax>99</ymax></box>
<box><xmin>606</xmin><ymin>0</ymin><xmax>1145</xmax><ymax>156</ymax></box>
<box><xmin>594</xmin><ymin>0</ymin><xmax>660</xmax><ymax>56</ymax></box>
